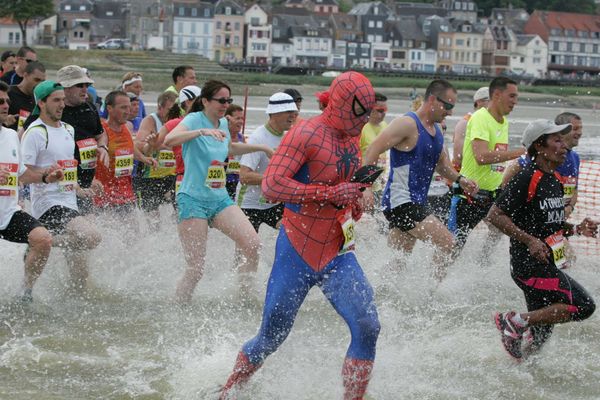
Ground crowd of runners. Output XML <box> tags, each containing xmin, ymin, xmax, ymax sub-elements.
<box><xmin>0</xmin><ymin>46</ymin><xmax>597</xmax><ymax>399</ymax></box>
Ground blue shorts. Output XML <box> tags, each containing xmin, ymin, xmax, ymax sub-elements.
<box><xmin>177</xmin><ymin>192</ymin><xmax>234</xmax><ymax>223</ymax></box>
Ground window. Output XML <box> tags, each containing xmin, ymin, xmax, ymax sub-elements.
<box><xmin>534</xmin><ymin>49</ymin><xmax>541</xmax><ymax>55</ymax></box>
<box><xmin>468</xmin><ymin>2</ymin><xmax>474</xmax><ymax>10</ymax></box>
<box><xmin>65</xmin><ymin>5</ymin><xmax>71</xmax><ymax>10</ymax></box>
<box><xmin>178</xmin><ymin>22</ymin><xmax>183</xmax><ymax>33</ymax></box>
<box><xmin>361</xmin><ymin>47</ymin><xmax>369</xmax><ymax>57</ymax></box>
<box><xmin>455</xmin><ymin>2</ymin><xmax>461</xmax><ymax>10</ymax></box>
<box><xmin>191</xmin><ymin>23</ymin><xmax>196</xmax><ymax>34</ymax></box>
<box><xmin>594</xmin><ymin>44</ymin><xmax>599</xmax><ymax>53</ymax></box>
<box><xmin>250</xmin><ymin>17</ymin><xmax>259</xmax><ymax>26</ymax></box>
<box><xmin>376</xmin><ymin>21</ymin><xmax>382</xmax><ymax>28</ymax></box>
<box><xmin>456</xmin><ymin>39</ymin><xmax>464</xmax><ymax>46</ymax></box>
<box><xmin>177</xmin><ymin>36</ymin><xmax>183</xmax><ymax>50</ymax></box>
<box><xmin>234</xmin><ymin>36</ymin><xmax>239</xmax><ymax>45</ymax></box>
<box><xmin>375</xmin><ymin>35</ymin><xmax>383</xmax><ymax>42</ymax></box>
<box><xmin>580</xmin><ymin>43</ymin><xmax>585</xmax><ymax>53</ymax></box>
<box><xmin>216</xmin><ymin>35</ymin><xmax>221</xmax><ymax>45</ymax></box>
<box><xmin>73</xmin><ymin>31</ymin><xmax>78</xmax><ymax>38</ymax></box>
<box><xmin>225</xmin><ymin>7</ymin><xmax>231</xmax><ymax>15</ymax></box>
<box><xmin>553</xmin><ymin>41</ymin><xmax>559</xmax><ymax>51</ymax></box>
<box><xmin>179</xmin><ymin>7</ymin><xmax>184</xmax><ymax>16</ymax></box>
<box><xmin>348</xmin><ymin>46</ymin><xmax>356</xmax><ymax>56</ymax></box>
<box><xmin>204</xmin><ymin>23</ymin><xmax>209</xmax><ymax>35</ymax></box>
<box><xmin>368</xmin><ymin>21</ymin><xmax>374</xmax><ymax>28</ymax></box>
<box><xmin>204</xmin><ymin>8</ymin><xmax>210</xmax><ymax>17</ymax></box>
<box><xmin>533</xmin><ymin>57</ymin><xmax>541</xmax><ymax>64</ymax></box>
<box><xmin>520</xmin><ymin>57</ymin><xmax>524</xmax><ymax>63</ymax></box>
<box><xmin>106</xmin><ymin>11</ymin><xmax>113</xmax><ymax>16</ymax></box>
<box><xmin>374</xmin><ymin>49</ymin><xmax>387</xmax><ymax>58</ymax></box>
<box><xmin>234</xmin><ymin>22</ymin><xmax>240</xmax><ymax>31</ymax></box>
<box><xmin>297</xmin><ymin>38</ymin><xmax>302</xmax><ymax>50</ymax></box>
<box><xmin>79</xmin><ymin>5</ymin><xmax>86</xmax><ymax>10</ymax></box>
<box><xmin>305</xmin><ymin>38</ymin><xmax>311</xmax><ymax>50</ymax></box>
<box><xmin>577</xmin><ymin>56</ymin><xmax>586</xmax><ymax>66</ymax></box>
<box><xmin>216</xmin><ymin>21</ymin><xmax>222</xmax><ymax>29</ymax></box>
<box><xmin>566</xmin><ymin>42</ymin><xmax>572</xmax><ymax>52</ymax></box>
<box><xmin>367</xmin><ymin>34</ymin><xmax>374</xmax><ymax>43</ymax></box>
<box><xmin>191</xmin><ymin>8</ymin><xmax>197</xmax><ymax>17</ymax></box>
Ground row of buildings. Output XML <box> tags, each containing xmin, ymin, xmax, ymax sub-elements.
<box><xmin>2</xmin><ymin>0</ymin><xmax>600</xmax><ymax>78</ymax></box>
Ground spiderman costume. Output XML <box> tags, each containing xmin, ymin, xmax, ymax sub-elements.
<box><xmin>221</xmin><ymin>72</ymin><xmax>381</xmax><ymax>400</ymax></box>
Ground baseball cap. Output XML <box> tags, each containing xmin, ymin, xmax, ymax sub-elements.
<box><xmin>178</xmin><ymin>85</ymin><xmax>201</xmax><ymax>104</ymax></box>
<box><xmin>473</xmin><ymin>87</ymin><xmax>489</xmax><ymax>102</ymax></box>
<box><xmin>31</xmin><ymin>80</ymin><xmax>64</xmax><ymax>117</ymax></box>
<box><xmin>57</xmin><ymin>65</ymin><xmax>94</xmax><ymax>88</ymax></box>
<box><xmin>521</xmin><ymin>119</ymin><xmax>572</xmax><ymax>149</ymax></box>
<box><xmin>266</xmin><ymin>92</ymin><xmax>298</xmax><ymax>114</ymax></box>
<box><xmin>315</xmin><ymin>90</ymin><xmax>329</xmax><ymax>106</ymax></box>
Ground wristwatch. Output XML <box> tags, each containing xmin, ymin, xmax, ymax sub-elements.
<box><xmin>99</xmin><ymin>145</ymin><xmax>109</xmax><ymax>151</ymax></box>
<box><xmin>41</xmin><ymin>171</ymin><xmax>49</xmax><ymax>184</ymax></box>
<box><xmin>455</xmin><ymin>174</ymin><xmax>464</xmax><ymax>184</ymax></box>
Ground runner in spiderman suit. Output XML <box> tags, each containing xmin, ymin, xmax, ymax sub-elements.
<box><xmin>220</xmin><ymin>71</ymin><xmax>380</xmax><ymax>400</ymax></box>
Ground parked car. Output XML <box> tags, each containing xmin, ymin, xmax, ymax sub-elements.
<box><xmin>96</xmin><ymin>38</ymin><xmax>131</xmax><ymax>50</ymax></box>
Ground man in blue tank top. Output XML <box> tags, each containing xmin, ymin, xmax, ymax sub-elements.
<box><xmin>363</xmin><ymin>79</ymin><xmax>478</xmax><ymax>281</ymax></box>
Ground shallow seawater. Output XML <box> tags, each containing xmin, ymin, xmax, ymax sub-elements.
<box><xmin>1</xmin><ymin>206</ymin><xmax>599</xmax><ymax>399</ymax></box>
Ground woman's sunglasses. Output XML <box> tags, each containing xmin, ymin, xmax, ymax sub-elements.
<box><xmin>211</xmin><ymin>97</ymin><xmax>234</xmax><ymax>105</ymax></box>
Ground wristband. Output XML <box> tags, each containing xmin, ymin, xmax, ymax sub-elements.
<box><xmin>455</xmin><ymin>174</ymin><xmax>464</xmax><ymax>184</ymax></box>
<box><xmin>99</xmin><ymin>145</ymin><xmax>109</xmax><ymax>151</ymax></box>
<box><xmin>41</xmin><ymin>171</ymin><xmax>49</xmax><ymax>184</ymax></box>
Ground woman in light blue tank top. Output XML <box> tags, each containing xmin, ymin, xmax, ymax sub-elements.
<box><xmin>164</xmin><ymin>80</ymin><xmax>274</xmax><ymax>302</ymax></box>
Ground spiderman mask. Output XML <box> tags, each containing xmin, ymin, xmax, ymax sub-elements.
<box><xmin>323</xmin><ymin>71</ymin><xmax>375</xmax><ymax>137</ymax></box>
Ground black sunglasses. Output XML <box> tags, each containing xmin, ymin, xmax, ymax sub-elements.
<box><xmin>75</xmin><ymin>83</ymin><xmax>91</xmax><ymax>88</ymax></box>
<box><xmin>436</xmin><ymin>96</ymin><xmax>455</xmax><ymax>111</ymax></box>
<box><xmin>0</xmin><ymin>98</ymin><xmax>11</xmax><ymax>106</ymax></box>
<box><xmin>211</xmin><ymin>97</ymin><xmax>234</xmax><ymax>105</ymax></box>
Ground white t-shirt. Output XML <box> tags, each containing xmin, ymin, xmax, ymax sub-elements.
<box><xmin>21</xmin><ymin>119</ymin><xmax>78</xmax><ymax>219</ymax></box>
<box><xmin>0</xmin><ymin>127</ymin><xmax>26</xmax><ymax>230</ymax></box>
<box><xmin>235</xmin><ymin>124</ymin><xmax>283</xmax><ymax>210</ymax></box>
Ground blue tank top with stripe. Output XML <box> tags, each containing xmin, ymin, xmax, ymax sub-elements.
<box><xmin>382</xmin><ymin>112</ymin><xmax>444</xmax><ymax>209</ymax></box>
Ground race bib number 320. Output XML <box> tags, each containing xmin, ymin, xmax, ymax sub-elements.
<box><xmin>545</xmin><ymin>230</ymin><xmax>567</xmax><ymax>269</ymax></box>
<box><xmin>205</xmin><ymin>160</ymin><xmax>226</xmax><ymax>189</ymax></box>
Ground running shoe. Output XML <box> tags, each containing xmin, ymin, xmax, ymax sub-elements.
<box><xmin>494</xmin><ymin>311</ymin><xmax>525</xmax><ymax>360</ymax></box>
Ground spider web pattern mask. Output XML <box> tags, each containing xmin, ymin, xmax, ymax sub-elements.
<box><xmin>323</xmin><ymin>71</ymin><xmax>375</xmax><ymax>137</ymax></box>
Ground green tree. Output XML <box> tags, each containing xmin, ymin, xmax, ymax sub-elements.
<box><xmin>0</xmin><ymin>0</ymin><xmax>54</xmax><ymax>46</ymax></box>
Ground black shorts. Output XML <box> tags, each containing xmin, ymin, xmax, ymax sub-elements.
<box><xmin>242</xmin><ymin>204</ymin><xmax>284</xmax><ymax>232</ymax></box>
<box><xmin>427</xmin><ymin>192</ymin><xmax>451</xmax><ymax>224</ymax></box>
<box><xmin>383</xmin><ymin>202</ymin><xmax>430</xmax><ymax>232</ymax></box>
<box><xmin>136</xmin><ymin>176</ymin><xmax>176</xmax><ymax>212</ymax></box>
<box><xmin>226</xmin><ymin>180</ymin><xmax>238</xmax><ymax>201</ymax></box>
<box><xmin>77</xmin><ymin>196</ymin><xmax>94</xmax><ymax>216</ymax></box>
<box><xmin>511</xmin><ymin>256</ymin><xmax>595</xmax><ymax>322</ymax></box>
<box><xmin>0</xmin><ymin>210</ymin><xmax>42</xmax><ymax>243</ymax></box>
<box><xmin>38</xmin><ymin>206</ymin><xmax>80</xmax><ymax>235</ymax></box>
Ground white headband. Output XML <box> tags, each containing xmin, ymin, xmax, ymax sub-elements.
<box><xmin>122</xmin><ymin>76</ymin><xmax>142</xmax><ymax>88</ymax></box>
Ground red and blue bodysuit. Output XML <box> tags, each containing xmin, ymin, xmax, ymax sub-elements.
<box><xmin>221</xmin><ymin>72</ymin><xmax>380</xmax><ymax>400</ymax></box>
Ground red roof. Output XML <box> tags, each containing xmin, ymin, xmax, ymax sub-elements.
<box><xmin>532</xmin><ymin>10</ymin><xmax>600</xmax><ymax>32</ymax></box>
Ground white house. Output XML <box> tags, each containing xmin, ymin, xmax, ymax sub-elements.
<box><xmin>244</xmin><ymin>4</ymin><xmax>271</xmax><ymax>64</ymax></box>
<box><xmin>172</xmin><ymin>2</ymin><xmax>214</xmax><ymax>58</ymax></box>
<box><xmin>409</xmin><ymin>48</ymin><xmax>437</xmax><ymax>72</ymax></box>
<box><xmin>511</xmin><ymin>34</ymin><xmax>548</xmax><ymax>77</ymax></box>
<box><xmin>0</xmin><ymin>18</ymin><xmax>38</xmax><ymax>47</ymax></box>
<box><xmin>371</xmin><ymin>41</ymin><xmax>391</xmax><ymax>69</ymax></box>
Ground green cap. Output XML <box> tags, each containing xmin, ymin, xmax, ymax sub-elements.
<box><xmin>32</xmin><ymin>80</ymin><xmax>64</xmax><ymax>117</ymax></box>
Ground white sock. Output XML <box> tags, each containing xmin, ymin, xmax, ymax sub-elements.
<box><xmin>512</xmin><ymin>313</ymin><xmax>528</xmax><ymax>328</ymax></box>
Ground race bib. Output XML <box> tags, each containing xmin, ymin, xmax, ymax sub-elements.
<box><xmin>158</xmin><ymin>150</ymin><xmax>176</xmax><ymax>169</ymax></box>
<box><xmin>115</xmin><ymin>149</ymin><xmax>134</xmax><ymax>177</ymax></box>
<box><xmin>18</xmin><ymin>109</ymin><xmax>30</xmax><ymax>130</ymax></box>
<box><xmin>545</xmin><ymin>230</ymin><xmax>567</xmax><ymax>269</ymax></box>
<box><xmin>226</xmin><ymin>160</ymin><xmax>241</xmax><ymax>175</ymax></box>
<box><xmin>491</xmin><ymin>143</ymin><xmax>508</xmax><ymax>172</ymax></box>
<box><xmin>77</xmin><ymin>138</ymin><xmax>97</xmax><ymax>170</ymax></box>
<box><xmin>0</xmin><ymin>163</ymin><xmax>18</xmax><ymax>197</ymax></box>
<box><xmin>337</xmin><ymin>209</ymin><xmax>356</xmax><ymax>254</ymax></box>
<box><xmin>175</xmin><ymin>174</ymin><xmax>183</xmax><ymax>195</ymax></box>
<box><xmin>205</xmin><ymin>161</ymin><xmax>226</xmax><ymax>189</ymax></box>
<box><xmin>562</xmin><ymin>176</ymin><xmax>577</xmax><ymax>200</ymax></box>
<box><xmin>58</xmin><ymin>159</ymin><xmax>78</xmax><ymax>192</ymax></box>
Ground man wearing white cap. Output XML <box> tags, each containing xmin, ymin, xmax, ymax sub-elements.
<box><xmin>235</xmin><ymin>92</ymin><xmax>297</xmax><ymax>232</ymax></box>
<box><xmin>452</xmin><ymin>86</ymin><xmax>489</xmax><ymax>171</ymax></box>
<box><xmin>488</xmin><ymin>119</ymin><xmax>597</xmax><ymax>361</ymax></box>
<box><xmin>56</xmin><ymin>64</ymin><xmax>109</xmax><ymax>215</ymax></box>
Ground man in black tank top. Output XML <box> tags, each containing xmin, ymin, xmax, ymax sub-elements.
<box><xmin>489</xmin><ymin>119</ymin><xmax>597</xmax><ymax>361</ymax></box>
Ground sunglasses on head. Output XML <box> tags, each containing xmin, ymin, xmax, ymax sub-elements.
<box><xmin>436</xmin><ymin>96</ymin><xmax>455</xmax><ymax>111</ymax></box>
<box><xmin>0</xmin><ymin>98</ymin><xmax>11</xmax><ymax>106</ymax></box>
<box><xmin>75</xmin><ymin>83</ymin><xmax>91</xmax><ymax>88</ymax></box>
<box><xmin>211</xmin><ymin>97</ymin><xmax>234</xmax><ymax>105</ymax></box>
